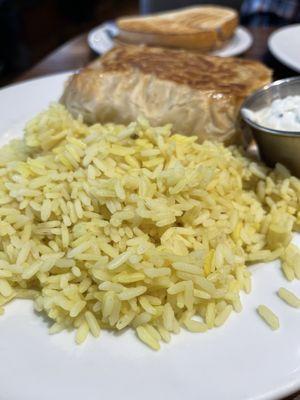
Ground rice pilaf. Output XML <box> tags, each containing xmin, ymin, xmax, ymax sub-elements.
<box><xmin>0</xmin><ymin>104</ymin><xmax>299</xmax><ymax>349</ymax></box>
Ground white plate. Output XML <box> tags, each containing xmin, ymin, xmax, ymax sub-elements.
<box><xmin>1</xmin><ymin>73</ymin><xmax>300</xmax><ymax>400</ymax></box>
<box><xmin>88</xmin><ymin>23</ymin><xmax>252</xmax><ymax>57</ymax></box>
<box><xmin>210</xmin><ymin>26</ymin><xmax>253</xmax><ymax>57</ymax></box>
<box><xmin>269</xmin><ymin>24</ymin><xmax>300</xmax><ymax>73</ymax></box>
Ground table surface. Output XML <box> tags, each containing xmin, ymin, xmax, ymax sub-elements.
<box><xmin>16</xmin><ymin>25</ymin><xmax>300</xmax><ymax>400</ymax></box>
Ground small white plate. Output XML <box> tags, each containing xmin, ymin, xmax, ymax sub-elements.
<box><xmin>211</xmin><ymin>26</ymin><xmax>253</xmax><ymax>57</ymax></box>
<box><xmin>269</xmin><ymin>24</ymin><xmax>300</xmax><ymax>73</ymax></box>
<box><xmin>0</xmin><ymin>73</ymin><xmax>300</xmax><ymax>400</ymax></box>
<box><xmin>88</xmin><ymin>22</ymin><xmax>253</xmax><ymax>57</ymax></box>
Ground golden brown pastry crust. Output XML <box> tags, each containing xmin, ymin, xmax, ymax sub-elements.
<box><xmin>61</xmin><ymin>45</ymin><xmax>272</xmax><ymax>143</ymax></box>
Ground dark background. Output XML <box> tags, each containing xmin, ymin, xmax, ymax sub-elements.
<box><xmin>0</xmin><ymin>0</ymin><xmax>138</xmax><ymax>86</ymax></box>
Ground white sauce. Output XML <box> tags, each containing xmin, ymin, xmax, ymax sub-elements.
<box><xmin>244</xmin><ymin>95</ymin><xmax>300</xmax><ymax>132</ymax></box>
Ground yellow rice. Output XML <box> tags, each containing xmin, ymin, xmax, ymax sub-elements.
<box><xmin>0</xmin><ymin>104</ymin><xmax>299</xmax><ymax>349</ymax></box>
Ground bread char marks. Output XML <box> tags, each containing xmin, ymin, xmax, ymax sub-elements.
<box><xmin>100</xmin><ymin>46</ymin><xmax>263</xmax><ymax>96</ymax></box>
<box><xmin>117</xmin><ymin>6</ymin><xmax>237</xmax><ymax>35</ymax></box>
<box><xmin>121</xmin><ymin>13</ymin><xmax>221</xmax><ymax>33</ymax></box>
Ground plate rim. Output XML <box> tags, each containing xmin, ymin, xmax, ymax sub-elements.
<box><xmin>212</xmin><ymin>26</ymin><xmax>253</xmax><ymax>57</ymax></box>
<box><xmin>268</xmin><ymin>23</ymin><xmax>300</xmax><ymax>73</ymax></box>
<box><xmin>0</xmin><ymin>70</ymin><xmax>73</xmax><ymax>94</ymax></box>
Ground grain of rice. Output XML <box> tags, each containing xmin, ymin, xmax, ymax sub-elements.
<box><xmin>102</xmin><ymin>291</ymin><xmax>115</xmax><ymax>318</ymax></box>
<box><xmin>40</xmin><ymin>199</ymin><xmax>52</xmax><ymax>222</ymax></box>
<box><xmin>98</xmin><ymin>242</ymin><xmax>118</xmax><ymax>258</ymax></box>
<box><xmin>67</xmin><ymin>242</ymin><xmax>91</xmax><ymax>259</ymax></box>
<box><xmin>118</xmin><ymin>286</ymin><xmax>147</xmax><ymax>301</ymax></box>
<box><xmin>79</xmin><ymin>277</ymin><xmax>91</xmax><ymax>293</ymax></box>
<box><xmin>76</xmin><ymin>321</ymin><xmax>90</xmax><ymax>344</ymax></box>
<box><xmin>157</xmin><ymin>326</ymin><xmax>171</xmax><ymax>343</ymax></box>
<box><xmin>136</xmin><ymin>325</ymin><xmax>160</xmax><ymax>350</ymax></box>
<box><xmin>144</xmin><ymin>324</ymin><xmax>161</xmax><ymax>341</ymax></box>
<box><xmin>243</xmin><ymin>276</ymin><xmax>252</xmax><ymax>294</ymax></box>
<box><xmin>278</xmin><ymin>287</ymin><xmax>300</xmax><ymax>308</ymax></box>
<box><xmin>109</xmin><ymin>296</ymin><xmax>121</xmax><ymax>326</ymax></box>
<box><xmin>0</xmin><ymin>279</ymin><xmax>13</xmax><ymax>297</ymax></box>
<box><xmin>132</xmin><ymin>311</ymin><xmax>152</xmax><ymax>327</ymax></box>
<box><xmin>49</xmin><ymin>322</ymin><xmax>64</xmax><ymax>334</ymax></box>
<box><xmin>16</xmin><ymin>242</ymin><xmax>31</xmax><ymax>265</ymax></box>
<box><xmin>167</xmin><ymin>281</ymin><xmax>187</xmax><ymax>295</ymax></box>
<box><xmin>115</xmin><ymin>272</ymin><xmax>145</xmax><ymax>284</ymax></box>
<box><xmin>21</xmin><ymin>261</ymin><xmax>41</xmax><ymax>280</ymax></box>
<box><xmin>184</xmin><ymin>318</ymin><xmax>208</xmax><ymax>333</ymax></box>
<box><xmin>144</xmin><ymin>267</ymin><xmax>171</xmax><ymax>278</ymax></box>
<box><xmin>139</xmin><ymin>296</ymin><xmax>156</xmax><ymax>315</ymax></box>
<box><xmin>282</xmin><ymin>262</ymin><xmax>295</xmax><ymax>281</ymax></box>
<box><xmin>107</xmin><ymin>250</ymin><xmax>132</xmax><ymax>270</ymax></box>
<box><xmin>205</xmin><ymin>302</ymin><xmax>216</xmax><ymax>328</ymax></box>
<box><xmin>172</xmin><ymin>262</ymin><xmax>201</xmax><ymax>275</ymax></box>
<box><xmin>85</xmin><ymin>311</ymin><xmax>101</xmax><ymax>337</ymax></box>
<box><xmin>116</xmin><ymin>310</ymin><xmax>136</xmax><ymax>330</ymax></box>
<box><xmin>71</xmin><ymin>266</ymin><xmax>81</xmax><ymax>277</ymax></box>
<box><xmin>70</xmin><ymin>300</ymin><xmax>86</xmax><ymax>317</ymax></box>
<box><xmin>184</xmin><ymin>280</ymin><xmax>194</xmax><ymax>310</ymax></box>
<box><xmin>215</xmin><ymin>305</ymin><xmax>233</xmax><ymax>327</ymax></box>
<box><xmin>163</xmin><ymin>303</ymin><xmax>175</xmax><ymax>331</ymax></box>
<box><xmin>145</xmin><ymin>295</ymin><xmax>161</xmax><ymax>306</ymax></box>
<box><xmin>232</xmin><ymin>297</ymin><xmax>243</xmax><ymax>313</ymax></box>
<box><xmin>193</xmin><ymin>289</ymin><xmax>211</xmax><ymax>299</ymax></box>
<box><xmin>195</xmin><ymin>277</ymin><xmax>216</xmax><ymax>295</ymax></box>
<box><xmin>257</xmin><ymin>305</ymin><xmax>280</xmax><ymax>330</ymax></box>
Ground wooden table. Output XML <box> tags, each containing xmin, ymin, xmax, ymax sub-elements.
<box><xmin>17</xmin><ymin>26</ymin><xmax>299</xmax><ymax>400</ymax></box>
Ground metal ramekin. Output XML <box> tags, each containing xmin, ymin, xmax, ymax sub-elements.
<box><xmin>240</xmin><ymin>76</ymin><xmax>300</xmax><ymax>177</ymax></box>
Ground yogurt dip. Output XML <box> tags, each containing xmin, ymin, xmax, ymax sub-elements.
<box><xmin>243</xmin><ymin>95</ymin><xmax>300</xmax><ymax>132</ymax></box>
